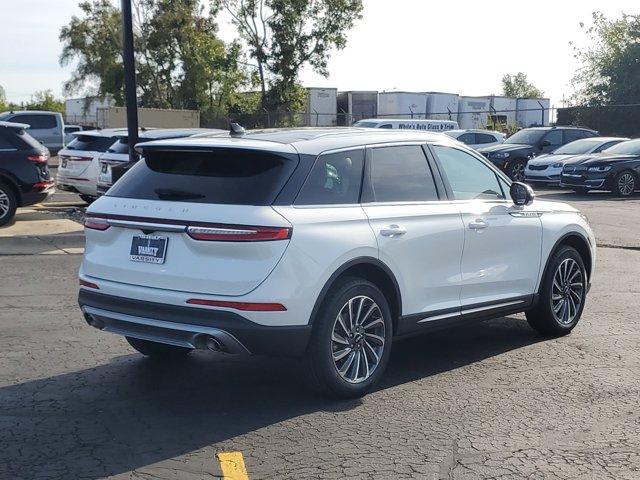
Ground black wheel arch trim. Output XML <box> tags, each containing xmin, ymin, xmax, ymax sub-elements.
<box><xmin>0</xmin><ymin>171</ymin><xmax>22</xmax><ymax>205</ymax></box>
<box><xmin>538</xmin><ymin>231</ymin><xmax>592</xmax><ymax>295</ymax></box>
<box><xmin>308</xmin><ymin>256</ymin><xmax>402</xmax><ymax>327</ymax></box>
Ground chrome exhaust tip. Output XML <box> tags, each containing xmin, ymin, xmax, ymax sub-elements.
<box><xmin>204</xmin><ymin>335</ymin><xmax>224</xmax><ymax>352</ymax></box>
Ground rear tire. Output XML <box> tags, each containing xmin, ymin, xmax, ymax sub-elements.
<box><xmin>126</xmin><ymin>337</ymin><xmax>193</xmax><ymax>358</ymax></box>
<box><xmin>0</xmin><ymin>182</ymin><xmax>18</xmax><ymax>227</ymax></box>
<box><xmin>526</xmin><ymin>246</ymin><xmax>587</xmax><ymax>336</ymax></box>
<box><xmin>508</xmin><ymin>160</ymin><xmax>527</xmax><ymax>182</ymax></box>
<box><xmin>304</xmin><ymin>277</ymin><xmax>393</xmax><ymax>398</ymax></box>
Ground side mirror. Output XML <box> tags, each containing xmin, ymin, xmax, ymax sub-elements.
<box><xmin>510</xmin><ymin>182</ymin><xmax>535</xmax><ymax>206</ymax></box>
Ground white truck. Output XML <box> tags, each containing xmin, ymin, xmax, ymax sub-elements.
<box><xmin>353</xmin><ymin>118</ymin><xmax>458</xmax><ymax>131</ymax></box>
<box><xmin>305</xmin><ymin>88</ymin><xmax>338</xmax><ymax>127</ymax></box>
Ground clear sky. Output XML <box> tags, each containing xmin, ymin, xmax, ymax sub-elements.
<box><xmin>1</xmin><ymin>0</ymin><xmax>637</xmax><ymax>106</ymax></box>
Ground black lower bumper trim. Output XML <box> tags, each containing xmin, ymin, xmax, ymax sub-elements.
<box><xmin>78</xmin><ymin>290</ymin><xmax>311</xmax><ymax>357</ymax></box>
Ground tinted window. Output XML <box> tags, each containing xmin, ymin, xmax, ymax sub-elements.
<box><xmin>107</xmin><ymin>138</ymin><xmax>129</xmax><ymax>154</ymax></box>
<box><xmin>65</xmin><ymin>135</ymin><xmax>117</xmax><ymax>152</ymax></box>
<box><xmin>476</xmin><ymin>133</ymin><xmax>497</xmax><ymax>144</ymax></box>
<box><xmin>108</xmin><ymin>148</ymin><xmax>297</xmax><ymax>205</ymax></box>
<box><xmin>295</xmin><ymin>149</ymin><xmax>364</xmax><ymax>205</ymax></box>
<box><xmin>434</xmin><ymin>146</ymin><xmax>505</xmax><ymax>201</ymax></box>
<box><xmin>594</xmin><ymin>140</ymin><xmax>622</xmax><ymax>152</ymax></box>
<box><xmin>457</xmin><ymin>133</ymin><xmax>476</xmax><ymax>144</ymax></box>
<box><xmin>11</xmin><ymin>114</ymin><xmax>57</xmax><ymax>129</ymax></box>
<box><xmin>544</xmin><ymin>130</ymin><xmax>563</xmax><ymax>146</ymax></box>
<box><xmin>369</xmin><ymin>146</ymin><xmax>438</xmax><ymax>202</ymax></box>
<box><xmin>505</xmin><ymin>129</ymin><xmax>545</xmax><ymax>144</ymax></box>
<box><xmin>64</xmin><ymin>126</ymin><xmax>81</xmax><ymax>133</ymax></box>
<box><xmin>378</xmin><ymin>124</ymin><xmax>393</xmax><ymax>129</ymax></box>
<box><xmin>0</xmin><ymin>132</ymin><xmax>15</xmax><ymax>149</ymax></box>
<box><xmin>563</xmin><ymin>129</ymin><xmax>584</xmax><ymax>143</ymax></box>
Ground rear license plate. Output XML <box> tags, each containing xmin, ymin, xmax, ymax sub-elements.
<box><xmin>101</xmin><ymin>163</ymin><xmax>108</xmax><ymax>174</ymax></box>
<box><xmin>129</xmin><ymin>235</ymin><xmax>168</xmax><ymax>264</ymax></box>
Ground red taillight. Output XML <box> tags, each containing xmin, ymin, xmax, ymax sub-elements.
<box><xmin>186</xmin><ymin>299</ymin><xmax>286</xmax><ymax>311</ymax></box>
<box><xmin>27</xmin><ymin>154</ymin><xmax>49</xmax><ymax>164</ymax></box>
<box><xmin>69</xmin><ymin>156</ymin><xmax>93</xmax><ymax>162</ymax></box>
<box><xmin>33</xmin><ymin>181</ymin><xmax>54</xmax><ymax>191</ymax></box>
<box><xmin>79</xmin><ymin>279</ymin><xmax>99</xmax><ymax>290</ymax></box>
<box><xmin>186</xmin><ymin>225</ymin><xmax>291</xmax><ymax>242</ymax></box>
<box><xmin>84</xmin><ymin>216</ymin><xmax>110</xmax><ymax>231</ymax></box>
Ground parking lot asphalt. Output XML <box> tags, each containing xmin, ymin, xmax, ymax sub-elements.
<box><xmin>1</xmin><ymin>188</ymin><xmax>639</xmax><ymax>479</ymax></box>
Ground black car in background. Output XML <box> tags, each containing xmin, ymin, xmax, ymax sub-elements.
<box><xmin>560</xmin><ymin>139</ymin><xmax>640</xmax><ymax>196</ymax></box>
<box><xmin>0</xmin><ymin>121</ymin><xmax>53</xmax><ymax>226</ymax></box>
<box><xmin>478</xmin><ymin>126</ymin><xmax>598</xmax><ymax>181</ymax></box>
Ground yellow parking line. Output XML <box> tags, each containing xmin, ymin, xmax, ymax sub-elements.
<box><xmin>217</xmin><ymin>451</ymin><xmax>250</xmax><ymax>480</ymax></box>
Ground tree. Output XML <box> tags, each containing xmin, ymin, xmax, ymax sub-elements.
<box><xmin>571</xmin><ymin>12</ymin><xmax>640</xmax><ymax>105</ymax></box>
<box><xmin>0</xmin><ymin>85</ymin><xmax>7</xmax><ymax>111</ymax></box>
<box><xmin>218</xmin><ymin>0</ymin><xmax>363</xmax><ymax>108</ymax></box>
<box><xmin>59</xmin><ymin>0</ymin><xmax>248</xmax><ymax>113</ymax></box>
<box><xmin>25</xmin><ymin>90</ymin><xmax>65</xmax><ymax>114</ymax></box>
<box><xmin>501</xmin><ymin>72</ymin><xmax>544</xmax><ymax>98</ymax></box>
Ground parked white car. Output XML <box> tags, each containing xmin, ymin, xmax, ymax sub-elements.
<box><xmin>56</xmin><ymin>129</ymin><xmax>127</xmax><ymax>202</ymax></box>
<box><xmin>444</xmin><ymin>129</ymin><xmax>505</xmax><ymax>149</ymax></box>
<box><xmin>79</xmin><ymin>127</ymin><xmax>596</xmax><ymax>398</ymax></box>
<box><xmin>63</xmin><ymin>125</ymin><xmax>83</xmax><ymax>146</ymax></box>
<box><xmin>525</xmin><ymin>137</ymin><xmax>628</xmax><ymax>186</ymax></box>
<box><xmin>353</xmin><ymin>118</ymin><xmax>458</xmax><ymax>131</ymax></box>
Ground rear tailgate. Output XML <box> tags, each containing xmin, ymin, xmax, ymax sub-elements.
<box><xmin>83</xmin><ymin>143</ymin><xmax>299</xmax><ymax>296</ymax></box>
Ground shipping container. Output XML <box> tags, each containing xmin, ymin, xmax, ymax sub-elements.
<box><xmin>516</xmin><ymin>98</ymin><xmax>551</xmax><ymax>127</ymax></box>
<box><xmin>457</xmin><ymin>96</ymin><xmax>491</xmax><ymax>129</ymax></box>
<box><xmin>96</xmin><ymin>107</ymin><xmax>200</xmax><ymax>129</ymax></box>
<box><xmin>305</xmin><ymin>87</ymin><xmax>338</xmax><ymax>127</ymax></box>
<box><xmin>378</xmin><ymin>92</ymin><xmax>429</xmax><ymax>119</ymax></box>
<box><xmin>425</xmin><ymin>92</ymin><xmax>459</xmax><ymax>121</ymax></box>
<box><xmin>65</xmin><ymin>96</ymin><xmax>115</xmax><ymax>127</ymax></box>
<box><xmin>337</xmin><ymin>91</ymin><xmax>378</xmax><ymax>126</ymax></box>
<box><xmin>489</xmin><ymin>96</ymin><xmax>517</xmax><ymax>126</ymax></box>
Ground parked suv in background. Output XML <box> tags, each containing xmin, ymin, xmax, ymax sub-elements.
<box><xmin>444</xmin><ymin>129</ymin><xmax>505</xmax><ymax>150</ymax></box>
<box><xmin>0</xmin><ymin>121</ymin><xmax>53</xmax><ymax>226</ymax></box>
<box><xmin>478</xmin><ymin>126</ymin><xmax>598</xmax><ymax>181</ymax></box>
<box><xmin>0</xmin><ymin>111</ymin><xmax>65</xmax><ymax>155</ymax></box>
<box><xmin>56</xmin><ymin>128</ymin><xmax>127</xmax><ymax>203</ymax></box>
<box><xmin>96</xmin><ymin>128</ymin><xmax>222</xmax><ymax>197</ymax></box>
<box><xmin>79</xmin><ymin>127</ymin><xmax>595</xmax><ymax>398</ymax></box>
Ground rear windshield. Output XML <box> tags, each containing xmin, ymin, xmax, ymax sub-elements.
<box><xmin>66</xmin><ymin>135</ymin><xmax>116</xmax><ymax>152</ymax></box>
<box><xmin>107</xmin><ymin>138</ymin><xmax>129</xmax><ymax>154</ymax></box>
<box><xmin>107</xmin><ymin>148</ymin><xmax>298</xmax><ymax>205</ymax></box>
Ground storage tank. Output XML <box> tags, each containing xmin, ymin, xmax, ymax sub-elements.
<box><xmin>337</xmin><ymin>91</ymin><xmax>378</xmax><ymax>126</ymax></box>
<box><xmin>489</xmin><ymin>96</ymin><xmax>517</xmax><ymax>126</ymax></box>
<box><xmin>426</xmin><ymin>92</ymin><xmax>459</xmax><ymax>122</ymax></box>
<box><xmin>305</xmin><ymin>87</ymin><xmax>338</xmax><ymax>127</ymax></box>
<box><xmin>516</xmin><ymin>98</ymin><xmax>550</xmax><ymax>127</ymax></box>
<box><xmin>457</xmin><ymin>96</ymin><xmax>491</xmax><ymax>129</ymax></box>
<box><xmin>378</xmin><ymin>92</ymin><xmax>429</xmax><ymax>119</ymax></box>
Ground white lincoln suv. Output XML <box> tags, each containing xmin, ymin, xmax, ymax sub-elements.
<box><xmin>78</xmin><ymin>127</ymin><xmax>596</xmax><ymax>398</ymax></box>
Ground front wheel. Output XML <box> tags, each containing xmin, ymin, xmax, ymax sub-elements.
<box><xmin>507</xmin><ymin>160</ymin><xmax>527</xmax><ymax>182</ymax></box>
<box><xmin>0</xmin><ymin>182</ymin><xmax>18</xmax><ymax>227</ymax></box>
<box><xmin>526</xmin><ymin>246</ymin><xmax>587</xmax><ymax>336</ymax></box>
<box><xmin>613</xmin><ymin>171</ymin><xmax>636</xmax><ymax>197</ymax></box>
<box><xmin>126</xmin><ymin>337</ymin><xmax>193</xmax><ymax>358</ymax></box>
<box><xmin>304</xmin><ymin>278</ymin><xmax>393</xmax><ymax>398</ymax></box>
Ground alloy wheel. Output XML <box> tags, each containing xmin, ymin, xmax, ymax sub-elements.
<box><xmin>0</xmin><ymin>190</ymin><xmax>10</xmax><ymax>219</ymax></box>
<box><xmin>511</xmin><ymin>162</ymin><xmax>525</xmax><ymax>182</ymax></box>
<box><xmin>551</xmin><ymin>258</ymin><xmax>584</xmax><ymax>325</ymax></box>
<box><xmin>331</xmin><ymin>295</ymin><xmax>385</xmax><ymax>384</ymax></box>
<box><xmin>617</xmin><ymin>173</ymin><xmax>635</xmax><ymax>196</ymax></box>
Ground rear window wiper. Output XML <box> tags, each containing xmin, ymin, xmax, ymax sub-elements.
<box><xmin>154</xmin><ymin>188</ymin><xmax>205</xmax><ymax>200</ymax></box>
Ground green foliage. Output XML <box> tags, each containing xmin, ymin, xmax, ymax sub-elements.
<box><xmin>25</xmin><ymin>90</ymin><xmax>66</xmax><ymax>114</ymax></box>
<box><xmin>0</xmin><ymin>85</ymin><xmax>7</xmax><ymax>111</ymax></box>
<box><xmin>218</xmin><ymin>0</ymin><xmax>363</xmax><ymax>109</ymax></box>
<box><xmin>571</xmin><ymin>12</ymin><xmax>640</xmax><ymax>105</ymax></box>
<box><xmin>501</xmin><ymin>72</ymin><xmax>544</xmax><ymax>98</ymax></box>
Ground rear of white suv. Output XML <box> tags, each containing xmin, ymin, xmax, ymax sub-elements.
<box><xmin>79</xmin><ymin>128</ymin><xmax>595</xmax><ymax>398</ymax></box>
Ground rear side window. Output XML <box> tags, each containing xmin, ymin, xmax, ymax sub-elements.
<box><xmin>369</xmin><ymin>145</ymin><xmax>438</xmax><ymax>202</ymax></box>
<box><xmin>107</xmin><ymin>148</ymin><xmax>298</xmax><ymax>205</ymax></box>
<box><xmin>457</xmin><ymin>133</ymin><xmax>476</xmax><ymax>144</ymax></box>
<box><xmin>476</xmin><ymin>133</ymin><xmax>497</xmax><ymax>144</ymax></box>
<box><xmin>66</xmin><ymin>135</ymin><xmax>116</xmax><ymax>152</ymax></box>
<box><xmin>107</xmin><ymin>138</ymin><xmax>129</xmax><ymax>154</ymax></box>
<box><xmin>544</xmin><ymin>130</ymin><xmax>563</xmax><ymax>146</ymax></box>
<box><xmin>11</xmin><ymin>114</ymin><xmax>57</xmax><ymax>129</ymax></box>
<box><xmin>295</xmin><ymin>149</ymin><xmax>364</xmax><ymax>205</ymax></box>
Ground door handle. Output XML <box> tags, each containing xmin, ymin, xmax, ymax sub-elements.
<box><xmin>468</xmin><ymin>219</ymin><xmax>488</xmax><ymax>230</ymax></box>
<box><xmin>380</xmin><ymin>224</ymin><xmax>407</xmax><ymax>237</ymax></box>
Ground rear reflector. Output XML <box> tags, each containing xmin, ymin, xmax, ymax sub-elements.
<box><xmin>186</xmin><ymin>299</ymin><xmax>287</xmax><ymax>311</ymax></box>
<box><xmin>79</xmin><ymin>279</ymin><xmax>99</xmax><ymax>290</ymax></box>
<box><xmin>84</xmin><ymin>216</ymin><xmax>110</xmax><ymax>231</ymax></box>
<box><xmin>33</xmin><ymin>181</ymin><xmax>54</xmax><ymax>191</ymax></box>
<box><xmin>186</xmin><ymin>226</ymin><xmax>291</xmax><ymax>242</ymax></box>
<box><xmin>27</xmin><ymin>154</ymin><xmax>49</xmax><ymax>164</ymax></box>
<box><xmin>68</xmin><ymin>156</ymin><xmax>93</xmax><ymax>162</ymax></box>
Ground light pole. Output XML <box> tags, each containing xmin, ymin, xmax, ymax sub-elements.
<box><xmin>121</xmin><ymin>0</ymin><xmax>139</xmax><ymax>163</ymax></box>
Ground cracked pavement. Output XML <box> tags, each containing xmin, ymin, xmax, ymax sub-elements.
<box><xmin>0</xmin><ymin>189</ymin><xmax>639</xmax><ymax>479</ymax></box>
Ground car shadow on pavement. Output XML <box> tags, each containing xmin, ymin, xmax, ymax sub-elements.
<box><xmin>0</xmin><ymin>316</ymin><xmax>542</xmax><ymax>479</ymax></box>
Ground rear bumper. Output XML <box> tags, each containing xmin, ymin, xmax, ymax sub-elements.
<box><xmin>56</xmin><ymin>172</ymin><xmax>96</xmax><ymax>196</ymax></box>
<box><xmin>78</xmin><ymin>289</ymin><xmax>312</xmax><ymax>357</ymax></box>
